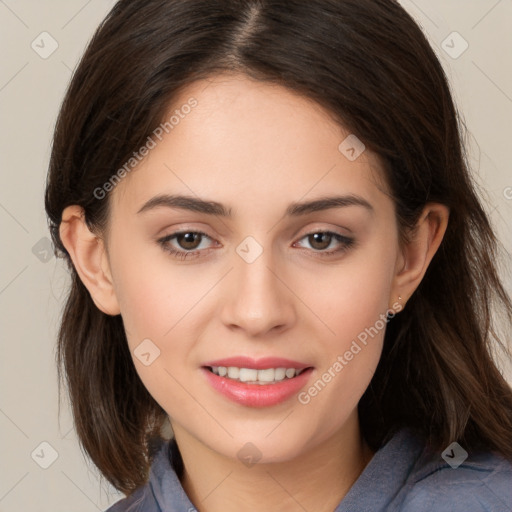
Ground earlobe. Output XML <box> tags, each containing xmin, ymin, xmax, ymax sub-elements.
<box><xmin>59</xmin><ymin>205</ymin><xmax>121</xmax><ymax>316</ymax></box>
<box><xmin>391</xmin><ymin>203</ymin><xmax>449</xmax><ymax>305</ymax></box>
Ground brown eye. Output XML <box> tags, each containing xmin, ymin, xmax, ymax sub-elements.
<box><xmin>157</xmin><ymin>230</ymin><xmax>214</xmax><ymax>260</ymax></box>
<box><xmin>308</xmin><ymin>232</ymin><xmax>333</xmax><ymax>251</ymax></box>
<box><xmin>294</xmin><ymin>231</ymin><xmax>355</xmax><ymax>258</ymax></box>
<box><xmin>175</xmin><ymin>232</ymin><xmax>203</xmax><ymax>250</ymax></box>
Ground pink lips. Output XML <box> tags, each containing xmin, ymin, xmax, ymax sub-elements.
<box><xmin>201</xmin><ymin>356</ymin><xmax>313</xmax><ymax>407</ymax></box>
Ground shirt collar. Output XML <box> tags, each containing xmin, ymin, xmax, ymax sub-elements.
<box><xmin>334</xmin><ymin>428</ymin><xmax>425</xmax><ymax>512</ymax></box>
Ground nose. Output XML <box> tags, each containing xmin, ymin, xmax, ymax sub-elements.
<box><xmin>220</xmin><ymin>247</ymin><xmax>297</xmax><ymax>338</ymax></box>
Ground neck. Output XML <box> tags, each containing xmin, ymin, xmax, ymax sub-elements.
<box><xmin>173</xmin><ymin>414</ymin><xmax>374</xmax><ymax>512</ymax></box>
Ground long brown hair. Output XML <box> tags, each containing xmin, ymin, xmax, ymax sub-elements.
<box><xmin>45</xmin><ymin>0</ymin><xmax>512</xmax><ymax>496</ymax></box>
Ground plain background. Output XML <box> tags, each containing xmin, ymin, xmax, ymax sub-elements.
<box><xmin>1</xmin><ymin>1</ymin><xmax>511</xmax><ymax>510</ymax></box>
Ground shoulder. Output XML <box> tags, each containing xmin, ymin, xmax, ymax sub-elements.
<box><xmin>104</xmin><ymin>483</ymin><xmax>157</xmax><ymax>512</ymax></box>
<box><xmin>400</xmin><ymin>447</ymin><xmax>512</xmax><ymax>511</ymax></box>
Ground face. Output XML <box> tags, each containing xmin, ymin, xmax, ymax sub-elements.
<box><xmin>105</xmin><ymin>73</ymin><xmax>402</xmax><ymax>463</ymax></box>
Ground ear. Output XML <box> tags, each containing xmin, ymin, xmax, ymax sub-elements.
<box><xmin>390</xmin><ymin>203</ymin><xmax>449</xmax><ymax>307</ymax></box>
<box><xmin>59</xmin><ymin>205</ymin><xmax>121</xmax><ymax>315</ymax></box>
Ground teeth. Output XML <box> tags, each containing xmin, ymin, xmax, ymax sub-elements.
<box><xmin>285</xmin><ymin>368</ymin><xmax>296</xmax><ymax>378</ymax></box>
<box><xmin>210</xmin><ymin>366</ymin><xmax>305</xmax><ymax>383</ymax></box>
<box><xmin>227</xmin><ymin>367</ymin><xmax>240</xmax><ymax>379</ymax></box>
<box><xmin>274</xmin><ymin>368</ymin><xmax>286</xmax><ymax>380</ymax></box>
<box><xmin>239</xmin><ymin>368</ymin><xmax>258</xmax><ymax>382</ymax></box>
<box><xmin>257</xmin><ymin>368</ymin><xmax>275</xmax><ymax>382</ymax></box>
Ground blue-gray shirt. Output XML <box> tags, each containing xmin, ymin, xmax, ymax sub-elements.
<box><xmin>105</xmin><ymin>428</ymin><xmax>512</xmax><ymax>511</ymax></box>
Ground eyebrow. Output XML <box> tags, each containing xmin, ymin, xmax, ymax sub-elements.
<box><xmin>136</xmin><ymin>193</ymin><xmax>374</xmax><ymax>217</ymax></box>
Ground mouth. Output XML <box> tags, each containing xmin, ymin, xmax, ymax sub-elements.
<box><xmin>200</xmin><ymin>358</ymin><xmax>315</xmax><ymax>407</ymax></box>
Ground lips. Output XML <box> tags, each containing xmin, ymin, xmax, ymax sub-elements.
<box><xmin>201</xmin><ymin>356</ymin><xmax>314</xmax><ymax>407</ymax></box>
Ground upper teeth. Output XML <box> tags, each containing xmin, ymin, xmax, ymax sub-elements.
<box><xmin>210</xmin><ymin>366</ymin><xmax>303</xmax><ymax>383</ymax></box>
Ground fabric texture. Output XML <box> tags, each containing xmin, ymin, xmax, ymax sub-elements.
<box><xmin>105</xmin><ymin>428</ymin><xmax>512</xmax><ymax>511</ymax></box>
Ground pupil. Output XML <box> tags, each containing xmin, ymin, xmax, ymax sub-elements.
<box><xmin>311</xmin><ymin>233</ymin><xmax>330</xmax><ymax>250</ymax></box>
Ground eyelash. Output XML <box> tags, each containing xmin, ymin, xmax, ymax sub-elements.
<box><xmin>157</xmin><ymin>230</ymin><xmax>355</xmax><ymax>261</ymax></box>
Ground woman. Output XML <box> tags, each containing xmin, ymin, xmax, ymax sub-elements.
<box><xmin>45</xmin><ymin>0</ymin><xmax>512</xmax><ymax>510</ymax></box>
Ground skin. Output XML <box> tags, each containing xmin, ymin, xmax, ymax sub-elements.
<box><xmin>60</xmin><ymin>73</ymin><xmax>449</xmax><ymax>512</ymax></box>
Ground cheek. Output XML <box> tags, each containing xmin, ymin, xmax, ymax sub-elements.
<box><xmin>296</xmin><ymin>283</ymin><xmax>390</xmax><ymax>442</ymax></box>
<box><xmin>109</xmin><ymin>233</ymin><xmax>198</xmax><ymax>344</ymax></box>
<box><xmin>314</xmin><ymin>239</ymin><xmax>397</xmax><ymax>346</ymax></box>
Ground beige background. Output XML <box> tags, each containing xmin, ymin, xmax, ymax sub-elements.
<box><xmin>1</xmin><ymin>1</ymin><xmax>511</xmax><ymax>510</ymax></box>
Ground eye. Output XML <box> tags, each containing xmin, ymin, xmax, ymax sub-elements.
<box><xmin>293</xmin><ymin>231</ymin><xmax>354</xmax><ymax>257</ymax></box>
<box><xmin>157</xmin><ymin>230</ymin><xmax>214</xmax><ymax>260</ymax></box>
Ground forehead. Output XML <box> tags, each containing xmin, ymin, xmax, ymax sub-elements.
<box><xmin>111</xmin><ymin>73</ymin><xmax>389</xmax><ymax>215</ymax></box>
